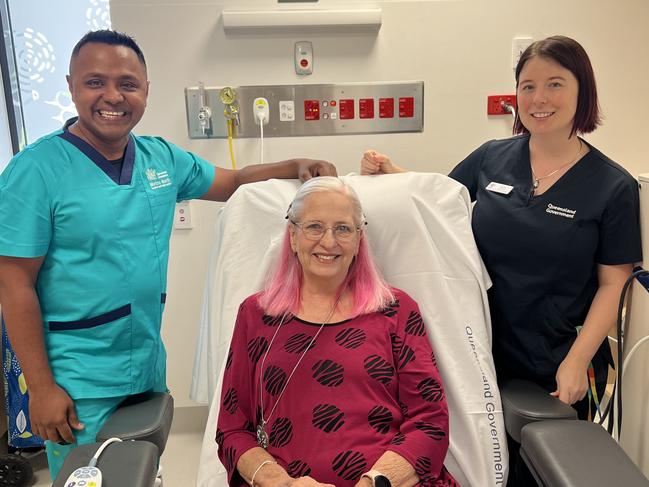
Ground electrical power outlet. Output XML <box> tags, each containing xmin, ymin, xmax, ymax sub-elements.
<box><xmin>174</xmin><ymin>201</ymin><xmax>193</xmax><ymax>229</ymax></box>
<box><xmin>487</xmin><ymin>95</ymin><xmax>517</xmax><ymax>115</ymax></box>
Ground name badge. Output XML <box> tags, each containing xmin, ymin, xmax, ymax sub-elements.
<box><xmin>486</xmin><ymin>182</ymin><xmax>514</xmax><ymax>195</ymax></box>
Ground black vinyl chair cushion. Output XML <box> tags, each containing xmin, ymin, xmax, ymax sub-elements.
<box><xmin>96</xmin><ymin>392</ymin><xmax>174</xmax><ymax>455</ymax></box>
<box><xmin>520</xmin><ymin>420</ymin><xmax>649</xmax><ymax>486</ymax></box>
<box><xmin>500</xmin><ymin>379</ymin><xmax>577</xmax><ymax>443</ymax></box>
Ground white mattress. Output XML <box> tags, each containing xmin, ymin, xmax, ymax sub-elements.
<box><xmin>192</xmin><ymin>173</ymin><xmax>508</xmax><ymax>486</ymax></box>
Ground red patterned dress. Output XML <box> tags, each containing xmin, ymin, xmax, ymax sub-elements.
<box><xmin>217</xmin><ymin>289</ymin><xmax>459</xmax><ymax>486</ymax></box>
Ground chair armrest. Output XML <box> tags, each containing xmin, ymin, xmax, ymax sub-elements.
<box><xmin>500</xmin><ymin>379</ymin><xmax>577</xmax><ymax>443</ymax></box>
<box><xmin>97</xmin><ymin>392</ymin><xmax>174</xmax><ymax>455</ymax></box>
<box><xmin>520</xmin><ymin>420</ymin><xmax>649</xmax><ymax>486</ymax></box>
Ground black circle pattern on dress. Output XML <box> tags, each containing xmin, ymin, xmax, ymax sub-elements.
<box><xmin>269</xmin><ymin>417</ymin><xmax>293</xmax><ymax>448</ymax></box>
<box><xmin>380</xmin><ymin>299</ymin><xmax>400</xmax><ymax>317</ymax></box>
<box><xmin>215</xmin><ymin>429</ymin><xmax>224</xmax><ymax>448</ymax></box>
<box><xmin>335</xmin><ymin>328</ymin><xmax>366</xmax><ymax>349</ymax></box>
<box><xmin>287</xmin><ymin>460</ymin><xmax>312</xmax><ymax>478</ymax></box>
<box><xmin>223</xmin><ymin>388</ymin><xmax>238</xmax><ymax>414</ymax></box>
<box><xmin>431</xmin><ymin>350</ymin><xmax>438</xmax><ymax>368</ymax></box>
<box><xmin>223</xmin><ymin>446</ymin><xmax>236</xmax><ymax>472</ymax></box>
<box><xmin>390</xmin><ymin>432</ymin><xmax>406</xmax><ymax>445</ymax></box>
<box><xmin>399</xmin><ymin>400</ymin><xmax>409</xmax><ymax>417</ymax></box>
<box><xmin>398</xmin><ymin>344</ymin><xmax>416</xmax><ymax>370</ymax></box>
<box><xmin>255</xmin><ymin>406</ymin><xmax>263</xmax><ymax>425</ymax></box>
<box><xmin>405</xmin><ymin>311</ymin><xmax>426</xmax><ymax>336</ymax></box>
<box><xmin>312</xmin><ymin>359</ymin><xmax>344</xmax><ymax>387</ymax></box>
<box><xmin>368</xmin><ymin>405</ymin><xmax>393</xmax><ymax>434</ymax></box>
<box><xmin>312</xmin><ymin>404</ymin><xmax>345</xmax><ymax>433</ymax></box>
<box><xmin>390</xmin><ymin>333</ymin><xmax>403</xmax><ymax>354</ymax></box>
<box><xmin>332</xmin><ymin>450</ymin><xmax>368</xmax><ymax>481</ymax></box>
<box><xmin>284</xmin><ymin>333</ymin><xmax>316</xmax><ymax>353</ymax></box>
<box><xmin>225</xmin><ymin>348</ymin><xmax>233</xmax><ymax>370</ymax></box>
<box><xmin>415</xmin><ymin>457</ymin><xmax>432</xmax><ymax>478</ymax></box>
<box><xmin>417</xmin><ymin>377</ymin><xmax>444</xmax><ymax>402</ymax></box>
<box><xmin>364</xmin><ymin>355</ymin><xmax>395</xmax><ymax>384</ymax></box>
<box><xmin>247</xmin><ymin>336</ymin><xmax>269</xmax><ymax>364</ymax></box>
<box><xmin>243</xmin><ymin>420</ymin><xmax>255</xmax><ymax>433</ymax></box>
<box><xmin>263</xmin><ymin>365</ymin><xmax>288</xmax><ymax>396</ymax></box>
<box><xmin>415</xmin><ymin>421</ymin><xmax>446</xmax><ymax>441</ymax></box>
<box><xmin>262</xmin><ymin>314</ymin><xmax>285</xmax><ymax>327</ymax></box>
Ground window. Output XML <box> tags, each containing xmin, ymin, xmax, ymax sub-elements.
<box><xmin>1</xmin><ymin>0</ymin><xmax>111</xmax><ymax>150</ymax></box>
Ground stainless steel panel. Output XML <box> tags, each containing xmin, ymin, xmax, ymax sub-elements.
<box><xmin>185</xmin><ymin>81</ymin><xmax>423</xmax><ymax>139</ymax></box>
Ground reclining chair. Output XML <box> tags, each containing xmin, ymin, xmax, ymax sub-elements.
<box><xmin>52</xmin><ymin>391</ymin><xmax>174</xmax><ymax>487</ymax></box>
<box><xmin>501</xmin><ymin>379</ymin><xmax>649</xmax><ymax>486</ymax></box>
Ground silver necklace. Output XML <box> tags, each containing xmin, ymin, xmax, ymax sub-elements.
<box><xmin>531</xmin><ymin>140</ymin><xmax>583</xmax><ymax>190</ymax></box>
<box><xmin>256</xmin><ymin>297</ymin><xmax>340</xmax><ymax>449</ymax></box>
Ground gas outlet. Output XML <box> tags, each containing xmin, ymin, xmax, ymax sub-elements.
<box><xmin>487</xmin><ymin>95</ymin><xmax>517</xmax><ymax>115</ymax></box>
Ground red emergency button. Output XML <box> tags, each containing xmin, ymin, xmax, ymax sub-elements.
<box><xmin>339</xmin><ymin>99</ymin><xmax>354</xmax><ymax>119</ymax></box>
<box><xmin>379</xmin><ymin>98</ymin><xmax>394</xmax><ymax>118</ymax></box>
<box><xmin>359</xmin><ymin>98</ymin><xmax>374</xmax><ymax>119</ymax></box>
<box><xmin>304</xmin><ymin>100</ymin><xmax>320</xmax><ymax>120</ymax></box>
<box><xmin>300</xmin><ymin>59</ymin><xmax>309</xmax><ymax>68</ymax></box>
<box><xmin>399</xmin><ymin>97</ymin><xmax>414</xmax><ymax>118</ymax></box>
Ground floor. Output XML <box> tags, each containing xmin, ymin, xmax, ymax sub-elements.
<box><xmin>28</xmin><ymin>405</ymin><xmax>208</xmax><ymax>486</ymax></box>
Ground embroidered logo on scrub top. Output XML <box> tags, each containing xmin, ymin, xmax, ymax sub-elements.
<box><xmin>546</xmin><ymin>203</ymin><xmax>576</xmax><ymax>219</ymax></box>
<box><xmin>146</xmin><ymin>168</ymin><xmax>172</xmax><ymax>190</ymax></box>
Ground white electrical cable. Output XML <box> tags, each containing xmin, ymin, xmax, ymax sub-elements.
<box><xmin>260</xmin><ymin>119</ymin><xmax>264</xmax><ymax>164</ymax></box>
<box><xmin>505</xmin><ymin>103</ymin><xmax>516</xmax><ymax>119</ymax></box>
<box><xmin>88</xmin><ymin>437</ymin><xmax>123</xmax><ymax>467</ymax></box>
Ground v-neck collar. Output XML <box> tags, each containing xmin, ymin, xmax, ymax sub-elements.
<box><xmin>521</xmin><ymin>135</ymin><xmax>590</xmax><ymax>202</ymax></box>
<box><xmin>58</xmin><ymin>117</ymin><xmax>135</xmax><ymax>185</ymax></box>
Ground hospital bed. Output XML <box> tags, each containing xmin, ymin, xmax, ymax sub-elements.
<box><xmin>52</xmin><ymin>392</ymin><xmax>174</xmax><ymax>487</ymax></box>
<box><xmin>193</xmin><ymin>173</ymin><xmax>649</xmax><ymax>487</ymax></box>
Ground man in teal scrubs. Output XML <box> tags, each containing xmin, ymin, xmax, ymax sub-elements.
<box><xmin>0</xmin><ymin>30</ymin><xmax>336</xmax><ymax>479</ymax></box>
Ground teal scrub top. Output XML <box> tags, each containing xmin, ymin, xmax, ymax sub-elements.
<box><xmin>0</xmin><ymin>123</ymin><xmax>215</xmax><ymax>399</ymax></box>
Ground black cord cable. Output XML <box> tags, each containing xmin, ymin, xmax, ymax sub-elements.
<box><xmin>606</xmin><ymin>267</ymin><xmax>649</xmax><ymax>439</ymax></box>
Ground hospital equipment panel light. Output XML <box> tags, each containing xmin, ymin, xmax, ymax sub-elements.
<box><xmin>221</xmin><ymin>8</ymin><xmax>382</xmax><ymax>31</ymax></box>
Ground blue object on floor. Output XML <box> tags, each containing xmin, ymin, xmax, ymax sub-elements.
<box><xmin>2</xmin><ymin>317</ymin><xmax>44</xmax><ymax>449</ymax></box>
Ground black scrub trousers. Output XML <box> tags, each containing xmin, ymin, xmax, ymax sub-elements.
<box><xmin>450</xmin><ymin>135</ymin><xmax>641</xmax><ymax>485</ymax></box>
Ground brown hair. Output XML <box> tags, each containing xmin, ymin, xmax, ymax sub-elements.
<box><xmin>513</xmin><ymin>35</ymin><xmax>601</xmax><ymax>136</ymax></box>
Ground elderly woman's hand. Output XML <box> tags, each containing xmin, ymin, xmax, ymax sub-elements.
<box><xmin>294</xmin><ymin>158</ymin><xmax>338</xmax><ymax>181</ymax></box>
<box><xmin>284</xmin><ymin>476</ymin><xmax>336</xmax><ymax>487</ymax></box>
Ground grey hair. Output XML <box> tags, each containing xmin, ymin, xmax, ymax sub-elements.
<box><xmin>287</xmin><ymin>176</ymin><xmax>364</xmax><ymax>224</ymax></box>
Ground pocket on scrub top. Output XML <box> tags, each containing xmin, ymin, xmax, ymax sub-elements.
<box><xmin>49</xmin><ymin>304</ymin><xmax>131</xmax><ymax>331</ymax></box>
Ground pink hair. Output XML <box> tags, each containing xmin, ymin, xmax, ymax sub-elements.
<box><xmin>258</xmin><ymin>178</ymin><xmax>394</xmax><ymax>317</ymax></box>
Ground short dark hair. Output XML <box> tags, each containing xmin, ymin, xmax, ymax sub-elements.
<box><xmin>70</xmin><ymin>30</ymin><xmax>146</xmax><ymax>68</ymax></box>
<box><xmin>513</xmin><ymin>35</ymin><xmax>601</xmax><ymax>136</ymax></box>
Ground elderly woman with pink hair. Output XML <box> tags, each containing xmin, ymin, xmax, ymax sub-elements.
<box><xmin>216</xmin><ymin>177</ymin><xmax>458</xmax><ymax>487</ymax></box>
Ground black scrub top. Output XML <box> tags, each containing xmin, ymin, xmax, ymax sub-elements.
<box><xmin>450</xmin><ymin>135</ymin><xmax>642</xmax><ymax>383</ymax></box>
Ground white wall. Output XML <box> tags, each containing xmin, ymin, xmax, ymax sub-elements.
<box><xmin>108</xmin><ymin>0</ymin><xmax>649</xmax><ymax>409</ymax></box>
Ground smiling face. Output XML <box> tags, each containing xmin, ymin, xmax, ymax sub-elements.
<box><xmin>516</xmin><ymin>55</ymin><xmax>579</xmax><ymax>139</ymax></box>
<box><xmin>67</xmin><ymin>42</ymin><xmax>148</xmax><ymax>153</ymax></box>
<box><xmin>289</xmin><ymin>191</ymin><xmax>361</xmax><ymax>289</ymax></box>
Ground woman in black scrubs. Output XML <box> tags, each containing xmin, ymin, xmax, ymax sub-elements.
<box><xmin>361</xmin><ymin>34</ymin><xmax>640</xmax><ymax>425</ymax></box>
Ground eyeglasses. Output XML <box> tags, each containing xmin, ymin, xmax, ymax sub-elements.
<box><xmin>290</xmin><ymin>220</ymin><xmax>364</xmax><ymax>241</ymax></box>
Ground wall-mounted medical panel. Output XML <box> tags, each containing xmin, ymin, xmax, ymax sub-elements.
<box><xmin>184</xmin><ymin>81</ymin><xmax>423</xmax><ymax>139</ymax></box>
